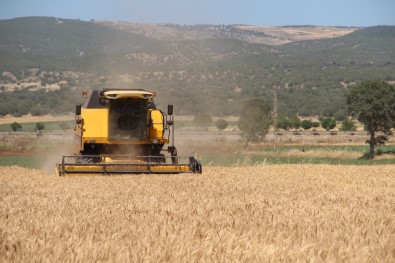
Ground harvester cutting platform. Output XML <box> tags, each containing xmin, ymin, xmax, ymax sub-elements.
<box><xmin>56</xmin><ymin>89</ymin><xmax>202</xmax><ymax>175</ymax></box>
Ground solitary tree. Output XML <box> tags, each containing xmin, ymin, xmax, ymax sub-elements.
<box><xmin>36</xmin><ymin>122</ymin><xmax>45</xmax><ymax>131</ymax></box>
<box><xmin>36</xmin><ymin>122</ymin><xmax>45</xmax><ymax>135</ymax></box>
<box><xmin>238</xmin><ymin>98</ymin><xmax>272</xmax><ymax>147</ymax></box>
<box><xmin>347</xmin><ymin>80</ymin><xmax>395</xmax><ymax>159</ymax></box>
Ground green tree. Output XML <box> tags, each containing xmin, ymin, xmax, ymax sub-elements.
<box><xmin>238</xmin><ymin>98</ymin><xmax>272</xmax><ymax>147</ymax></box>
<box><xmin>289</xmin><ymin>116</ymin><xmax>301</xmax><ymax>130</ymax></box>
<box><xmin>36</xmin><ymin>122</ymin><xmax>45</xmax><ymax>134</ymax></box>
<box><xmin>301</xmin><ymin>120</ymin><xmax>313</xmax><ymax>130</ymax></box>
<box><xmin>312</xmin><ymin>122</ymin><xmax>320</xmax><ymax>128</ymax></box>
<box><xmin>340</xmin><ymin>119</ymin><xmax>357</xmax><ymax>131</ymax></box>
<box><xmin>277</xmin><ymin>116</ymin><xmax>292</xmax><ymax>131</ymax></box>
<box><xmin>346</xmin><ymin>80</ymin><xmax>395</xmax><ymax>159</ymax></box>
<box><xmin>193</xmin><ymin>113</ymin><xmax>212</xmax><ymax>130</ymax></box>
<box><xmin>10</xmin><ymin>122</ymin><xmax>22</xmax><ymax>132</ymax></box>
<box><xmin>215</xmin><ymin>119</ymin><xmax>228</xmax><ymax>131</ymax></box>
<box><xmin>321</xmin><ymin>117</ymin><xmax>336</xmax><ymax>131</ymax></box>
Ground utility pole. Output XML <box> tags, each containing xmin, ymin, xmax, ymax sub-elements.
<box><xmin>272</xmin><ymin>81</ymin><xmax>280</xmax><ymax>132</ymax></box>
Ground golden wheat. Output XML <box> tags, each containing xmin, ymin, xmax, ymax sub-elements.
<box><xmin>1</xmin><ymin>165</ymin><xmax>394</xmax><ymax>262</ymax></box>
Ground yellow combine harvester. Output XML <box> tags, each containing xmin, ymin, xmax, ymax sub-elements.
<box><xmin>56</xmin><ymin>89</ymin><xmax>202</xmax><ymax>175</ymax></box>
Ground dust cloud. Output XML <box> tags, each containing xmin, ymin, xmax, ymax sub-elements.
<box><xmin>173</xmin><ymin>130</ymin><xmax>241</xmax><ymax>158</ymax></box>
<box><xmin>38</xmin><ymin>134</ymin><xmax>74</xmax><ymax>175</ymax></box>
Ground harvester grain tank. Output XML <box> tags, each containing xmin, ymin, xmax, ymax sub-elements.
<box><xmin>56</xmin><ymin>89</ymin><xmax>202</xmax><ymax>175</ymax></box>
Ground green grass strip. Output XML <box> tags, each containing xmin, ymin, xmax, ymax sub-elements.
<box><xmin>0</xmin><ymin>156</ymin><xmax>45</xmax><ymax>169</ymax></box>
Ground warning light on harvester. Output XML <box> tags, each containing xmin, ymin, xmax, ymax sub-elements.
<box><xmin>82</xmin><ymin>91</ymin><xmax>88</xmax><ymax>97</ymax></box>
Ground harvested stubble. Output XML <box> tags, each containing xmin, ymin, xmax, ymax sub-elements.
<box><xmin>1</xmin><ymin>165</ymin><xmax>394</xmax><ymax>262</ymax></box>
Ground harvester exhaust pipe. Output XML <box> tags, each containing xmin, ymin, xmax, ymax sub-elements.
<box><xmin>167</xmin><ymin>105</ymin><xmax>173</xmax><ymax>116</ymax></box>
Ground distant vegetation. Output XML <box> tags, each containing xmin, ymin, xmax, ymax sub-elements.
<box><xmin>0</xmin><ymin>88</ymin><xmax>83</xmax><ymax>116</ymax></box>
<box><xmin>0</xmin><ymin>17</ymin><xmax>394</xmax><ymax>117</ymax></box>
<box><xmin>0</xmin><ymin>120</ymin><xmax>74</xmax><ymax>132</ymax></box>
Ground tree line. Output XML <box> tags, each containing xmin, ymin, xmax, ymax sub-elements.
<box><xmin>0</xmin><ymin>87</ymin><xmax>82</xmax><ymax>116</ymax></box>
<box><xmin>236</xmin><ymin>80</ymin><xmax>395</xmax><ymax>159</ymax></box>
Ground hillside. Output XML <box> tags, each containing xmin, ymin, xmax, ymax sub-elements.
<box><xmin>98</xmin><ymin>21</ymin><xmax>357</xmax><ymax>45</ymax></box>
<box><xmin>0</xmin><ymin>17</ymin><xmax>394</xmax><ymax>117</ymax></box>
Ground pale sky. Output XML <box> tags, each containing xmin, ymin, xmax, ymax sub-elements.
<box><xmin>0</xmin><ymin>0</ymin><xmax>394</xmax><ymax>26</ymax></box>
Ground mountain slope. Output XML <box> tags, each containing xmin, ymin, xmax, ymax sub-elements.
<box><xmin>0</xmin><ymin>17</ymin><xmax>161</xmax><ymax>73</ymax></box>
<box><xmin>0</xmin><ymin>17</ymin><xmax>394</xmax><ymax>117</ymax></box>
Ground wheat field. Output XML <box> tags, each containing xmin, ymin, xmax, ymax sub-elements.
<box><xmin>1</xmin><ymin>165</ymin><xmax>394</xmax><ymax>262</ymax></box>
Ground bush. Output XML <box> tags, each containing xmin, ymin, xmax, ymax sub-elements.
<box><xmin>301</xmin><ymin>120</ymin><xmax>313</xmax><ymax>130</ymax></box>
<box><xmin>312</xmin><ymin>122</ymin><xmax>320</xmax><ymax>128</ymax></box>
<box><xmin>277</xmin><ymin>116</ymin><xmax>292</xmax><ymax>131</ymax></box>
<box><xmin>340</xmin><ymin>119</ymin><xmax>357</xmax><ymax>131</ymax></box>
<box><xmin>289</xmin><ymin>116</ymin><xmax>301</xmax><ymax>130</ymax></box>
<box><xmin>321</xmin><ymin>117</ymin><xmax>337</xmax><ymax>131</ymax></box>
<box><xmin>36</xmin><ymin>122</ymin><xmax>45</xmax><ymax>131</ymax></box>
<box><xmin>10</xmin><ymin>122</ymin><xmax>22</xmax><ymax>132</ymax></box>
<box><xmin>215</xmin><ymin>119</ymin><xmax>228</xmax><ymax>131</ymax></box>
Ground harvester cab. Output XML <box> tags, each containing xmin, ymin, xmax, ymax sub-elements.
<box><xmin>56</xmin><ymin>89</ymin><xmax>202</xmax><ymax>175</ymax></box>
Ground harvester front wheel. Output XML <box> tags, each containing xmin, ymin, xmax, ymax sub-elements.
<box><xmin>56</xmin><ymin>164</ymin><xmax>63</xmax><ymax>176</ymax></box>
<box><xmin>190</xmin><ymin>157</ymin><xmax>202</xmax><ymax>174</ymax></box>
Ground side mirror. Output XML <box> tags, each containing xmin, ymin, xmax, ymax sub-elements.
<box><xmin>76</xmin><ymin>104</ymin><xmax>81</xmax><ymax>115</ymax></box>
<box><xmin>168</xmin><ymin>105</ymin><xmax>173</xmax><ymax>116</ymax></box>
